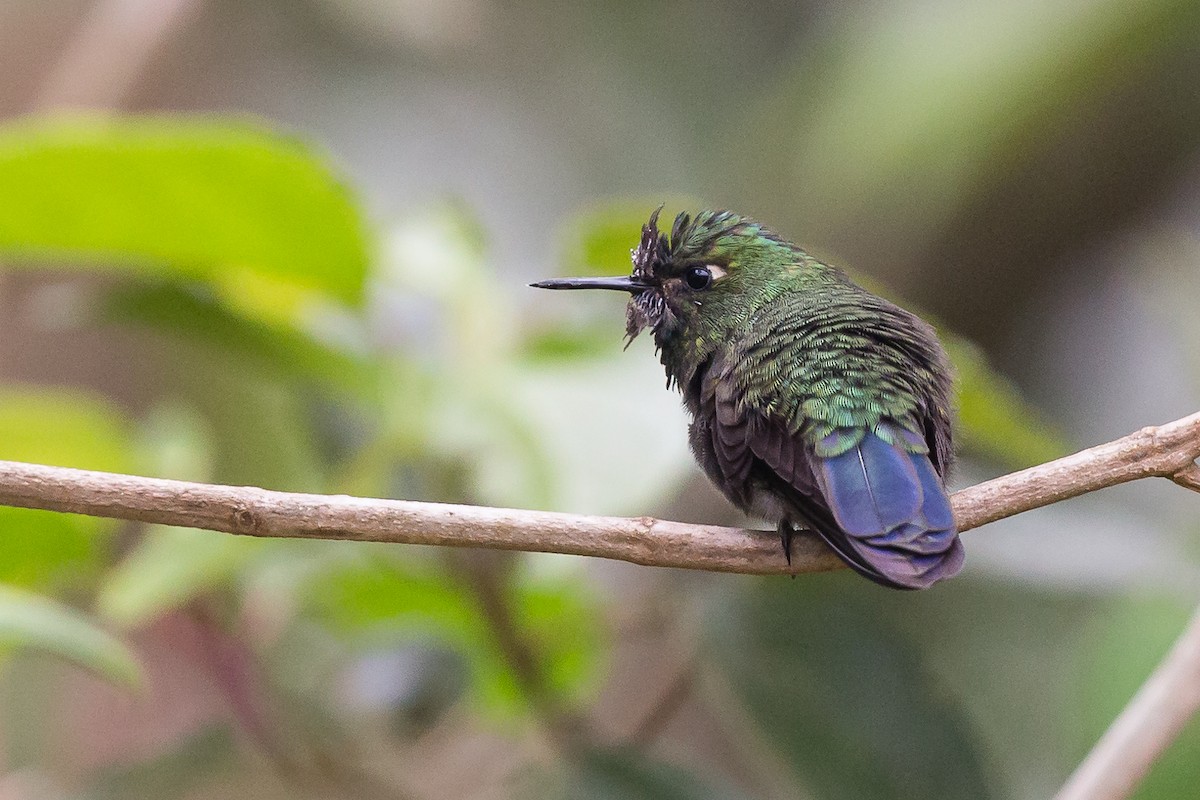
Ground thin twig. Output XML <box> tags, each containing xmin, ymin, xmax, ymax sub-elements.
<box><xmin>0</xmin><ymin>412</ymin><xmax>1195</xmax><ymax>576</ymax></box>
<box><xmin>626</xmin><ymin>659</ymin><xmax>695</xmax><ymax>749</ymax></box>
<box><xmin>1054</xmin><ymin>601</ymin><xmax>1200</xmax><ymax>800</ymax></box>
<box><xmin>445</xmin><ymin>550</ymin><xmax>590</xmax><ymax>754</ymax></box>
<box><xmin>950</xmin><ymin>411</ymin><xmax>1200</xmax><ymax>531</ymax></box>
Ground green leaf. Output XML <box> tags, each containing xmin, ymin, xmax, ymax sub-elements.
<box><xmin>0</xmin><ymin>584</ymin><xmax>141</xmax><ymax>688</ymax></box>
<box><xmin>98</xmin><ymin>525</ymin><xmax>263</xmax><ymax>627</ymax></box>
<box><xmin>520</xmin><ymin>323</ymin><xmax>621</xmax><ymax>363</ymax></box>
<box><xmin>0</xmin><ymin>508</ymin><xmax>103</xmax><ymax>589</ymax></box>
<box><xmin>0</xmin><ymin>388</ymin><xmax>134</xmax><ymax>587</ymax></box>
<box><xmin>947</xmin><ymin>336</ymin><xmax>1070</xmax><ymax>469</ymax></box>
<box><xmin>0</xmin><ymin>386</ymin><xmax>133</xmax><ymax>471</ymax></box>
<box><xmin>0</xmin><ymin>115</ymin><xmax>369</xmax><ymax>304</ymax></box>
<box><xmin>161</xmin><ymin>344</ymin><xmax>326</xmax><ymax>491</ymax></box>
<box><xmin>103</xmin><ymin>281</ymin><xmax>379</xmax><ymax>399</ymax></box>
<box><xmin>558</xmin><ymin>197</ymin><xmax>700</xmax><ymax>278</ymax></box>
<box><xmin>307</xmin><ymin>554</ymin><xmax>507</xmax><ymax>703</ymax></box>
<box><xmin>134</xmin><ymin>401</ymin><xmax>215</xmax><ymax>483</ymax></box>
<box><xmin>306</xmin><ymin>552</ymin><xmax>602</xmax><ymax>716</ymax></box>
<box><xmin>512</xmin><ymin>569</ymin><xmax>605</xmax><ymax>703</ymax></box>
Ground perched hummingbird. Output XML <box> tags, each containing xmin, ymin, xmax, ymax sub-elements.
<box><xmin>532</xmin><ymin>209</ymin><xmax>963</xmax><ymax>589</ymax></box>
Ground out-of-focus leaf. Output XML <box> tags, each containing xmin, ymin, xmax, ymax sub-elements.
<box><xmin>97</xmin><ymin>526</ymin><xmax>263</xmax><ymax>627</ymax></box>
<box><xmin>163</xmin><ymin>346</ymin><xmax>325</xmax><ymax>491</ymax></box>
<box><xmin>308</xmin><ymin>556</ymin><xmax>506</xmax><ymax>702</ymax></box>
<box><xmin>0</xmin><ymin>388</ymin><xmax>133</xmax><ymax>587</ymax></box>
<box><xmin>1075</xmin><ymin>596</ymin><xmax>1200</xmax><ymax>800</ymax></box>
<box><xmin>0</xmin><ymin>584</ymin><xmax>140</xmax><ymax>688</ymax></box>
<box><xmin>103</xmin><ymin>282</ymin><xmax>379</xmax><ymax>400</ymax></box>
<box><xmin>368</xmin><ymin>203</ymin><xmax>566</xmax><ymax>507</ymax></box>
<box><xmin>428</xmin><ymin>376</ymin><xmax>558</xmax><ymax>510</ymax></box>
<box><xmin>520</xmin><ymin>323</ymin><xmax>621</xmax><ymax>363</ymax></box>
<box><xmin>134</xmin><ymin>401</ymin><xmax>215</xmax><ymax>483</ymax></box>
<box><xmin>708</xmin><ymin>578</ymin><xmax>991</xmax><ymax>800</ymax></box>
<box><xmin>547</xmin><ymin>747</ymin><xmax>752</xmax><ymax>800</ymax></box>
<box><xmin>97</xmin><ymin>401</ymin><xmax>262</xmax><ymax>626</ymax></box>
<box><xmin>512</xmin><ymin>569</ymin><xmax>604</xmax><ymax>702</ymax></box>
<box><xmin>380</xmin><ymin>201</ymin><xmax>516</xmax><ymax>372</ymax></box>
<box><xmin>306</xmin><ymin>553</ymin><xmax>602</xmax><ymax>716</ymax></box>
<box><xmin>383</xmin><ymin>200</ymin><xmax>488</xmax><ymax>299</ymax></box>
<box><xmin>0</xmin><ymin>115</ymin><xmax>369</xmax><ymax>304</ymax></box>
<box><xmin>0</xmin><ymin>509</ymin><xmax>102</xmax><ymax>588</ymax></box>
<box><xmin>0</xmin><ymin>386</ymin><xmax>132</xmax><ymax>471</ymax></box>
<box><xmin>947</xmin><ymin>336</ymin><xmax>1070</xmax><ymax>469</ymax></box>
<box><xmin>558</xmin><ymin>197</ymin><xmax>700</xmax><ymax>278</ymax></box>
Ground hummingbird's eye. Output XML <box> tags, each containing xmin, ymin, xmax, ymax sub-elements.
<box><xmin>684</xmin><ymin>266</ymin><xmax>713</xmax><ymax>290</ymax></box>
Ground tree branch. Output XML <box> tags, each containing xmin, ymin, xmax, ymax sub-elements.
<box><xmin>1054</xmin><ymin>600</ymin><xmax>1200</xmax><ymax>800</ymax></box>
<box><xmin>0</xmin><ymin>411</ymin><xmax>1195</xmax><ymax>575</ymax></box>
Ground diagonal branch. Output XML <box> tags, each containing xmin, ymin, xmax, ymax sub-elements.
<box><xmin>1054</xmin><ymin>599</ymin><xmax>1200</xmax><ymax>800</ymax></box>
<box><xmin>0</xmin><ymin>412</ymin><xmax>1194</xmax><ymax>576</ymax></box>
<box><xmin>950</xmin><ymin>410</ymin><xmax>1200</xmax><ymax>530</ymax></box>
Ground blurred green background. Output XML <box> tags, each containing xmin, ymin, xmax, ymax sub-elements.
<box><xmin>0</xmin><ymin>1</ymin><xmax>1198</xmax><ymax>798</ymax></box>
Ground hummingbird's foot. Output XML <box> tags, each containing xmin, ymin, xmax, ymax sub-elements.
<box><xmin>778</xmin><ymin>520</ymin><xmax>794</xmax><ymax>566</ymax></box>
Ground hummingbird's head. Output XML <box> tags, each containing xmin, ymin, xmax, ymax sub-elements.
<box><xmin>533</xmin><ymin>208</ymin><xmax>799</xmax><ymax>355</ymax></box>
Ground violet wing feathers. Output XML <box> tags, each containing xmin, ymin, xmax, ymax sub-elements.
<box><xmin>810</xmin><ymin>421</ymin><xmax>962</xmax><ymax>589</ymax></box>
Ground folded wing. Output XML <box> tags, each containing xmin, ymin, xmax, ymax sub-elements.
<box><xmin>805</xmin><ymin>421</ymin><xmax>962</xmax><ymax>589</ymax></box>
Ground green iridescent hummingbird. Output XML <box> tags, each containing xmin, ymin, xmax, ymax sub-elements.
<box><xmin>532</xmin><ymin>209</ymin><xmax>963</xmax><ymax>589</ymax></box>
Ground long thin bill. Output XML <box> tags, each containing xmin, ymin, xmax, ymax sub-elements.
<box><xmin>530</xmin><ymin>276</ymin><xmax>648</xmax><ymax>292</ymax></box>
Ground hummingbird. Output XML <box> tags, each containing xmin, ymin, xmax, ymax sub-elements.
<box><xmin>532</xmin><ymin>209</ymin><xmax>963</xmax><ymax>589</ymax></box>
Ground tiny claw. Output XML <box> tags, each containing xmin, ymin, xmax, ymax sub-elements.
<box><xmin>778</xmin><ymin>520</ymin><xmax>793</xmax><ymax>567</ymax></box>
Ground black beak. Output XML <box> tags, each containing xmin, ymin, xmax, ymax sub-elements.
<box><xmin>530</xmin><ymin>276</ymin><xmax>649</xmax><ymax>293</ymax></box>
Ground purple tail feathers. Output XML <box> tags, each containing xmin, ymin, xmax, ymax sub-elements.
<box><xmin>813</xmin><ymin>423</ymin><xmax>963</xmax><ymax>589</ymax></box>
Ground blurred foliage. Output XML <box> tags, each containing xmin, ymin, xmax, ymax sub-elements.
<box><xmin>734</xmin><ymin>0</ymin><xmax>1200</xmax><ymax>251</ymax></box>
<box><xmin>102</xmin><ymin>283</ymin><xmax>379</xmax><ymax>399</ymax></box>
<box><xmin>304</xmin><ymin>550</ymin><xmax>603</xmax><ymax>715</ymax></box>
<box><xmin>1075</xmin><ymin>596</ymin><xmax>1200</xmax><ymax>800</ymax></box>
<box><xmin>0</xmin><ymin>584</ymin><xmax>140</xmax><ymax>688</ymax></box>
<box><xmin>550</xmin><ymin>747</ymin><xmax>752</xmax><ymax>800</ymax></box>
<box><xmin>558</xmin><ymin>197</ymin><xmax>701</xmax><ymax>278</ymax></box>
<box><xmin>89</xmin><ymin>727</ymin><xmax>239</xmax><ymax>800</ymax></box>
<box><xmin>0</xmin><ymin>116</ymin><xmax>617</xmax><ymax>791</ymax></box>
<box><xmin>709</xmin><ymin>578</ymin><xmax>992</xmax><ymax>800</ymax></box>
<box><xmin>946</xmin><ymin>337</ymin><xmax>1069</xmax><ymax>468</ymax></box>
<box><xmin>0</xmin><ymin>388</ymin><xmax>131</xmax><ymax>588</ymax></box>
<box><xmin>99</xmin><ymin>525</ymin><xmax>265</xmax><ymax>628</ymax></box>
<box><xmin>0</xmin><ymin>116</ymin><xmax>368</xmax><ymax>304</ymax></box>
